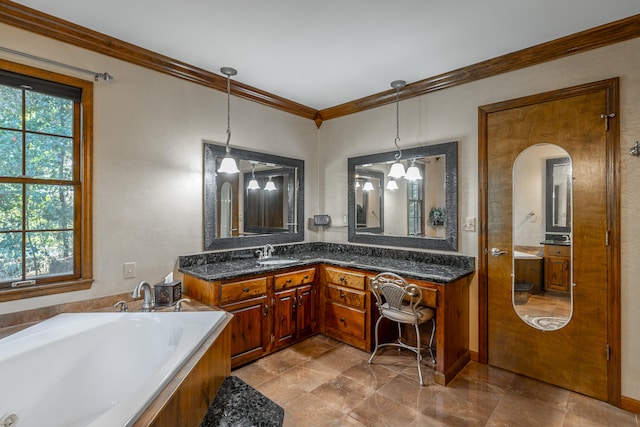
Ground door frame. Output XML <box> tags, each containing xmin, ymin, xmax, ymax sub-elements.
<box><xmin>477</xmin><ymin>78</ymin><xmax>621</xmax><ymax>405</ymax></box>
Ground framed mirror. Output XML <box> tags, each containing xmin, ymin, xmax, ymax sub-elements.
<box><xmin>347</xmin><ymin>141</ymin><xmax>458</xmax><ymax>251</ymax></box>
<box><xmin>203</xmin><ymin>142</ymin><xmax>304</xmax><ymax>250</ymax></box>
<box><xmin>512</xmin><ymin>144</ymin><xmax>573</xmax><ymax>331</ymax></box>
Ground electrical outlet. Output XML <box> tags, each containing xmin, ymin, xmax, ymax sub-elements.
<box><xmin>123</xmin><ymin>262</ymin><xmax>136</xmax><ymax>279</ymax></box>
<box><xmin>463</xmin><ymin>217</ymin><xmax>476</xmax><ymax>232</ymax></box>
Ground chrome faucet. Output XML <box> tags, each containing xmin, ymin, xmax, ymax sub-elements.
<box><xmin>132</xmin><ymin>281</ymin><xmax>154</xmax><ymax>312</ymax></box>
<box><xmin>256</xmin><ymin>244</ymin><xmax>275</xmax><ymax>259</ymax></box>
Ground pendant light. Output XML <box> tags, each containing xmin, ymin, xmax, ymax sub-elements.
<box><xmin>247</xmin><ymin>162</ymin><xmax>260</xmax><ymax>190</ymax></box>
<box><xmin>405</xmin><ymin>159</ymin><xmax>423</xmax><ymax>181</ymax></box>
<box><xmin>362</xmin><ymin>181</ymin><xmax>375</xmax><ymax>192</ymax></box>
<box><xmin>386</xmin><ymin>179</ymin><xmax>399</xmax><ymax>190</ymax></box>
<box><xmin>217</xmin><ymin>67</ymin><xmax>240</xmax><ymax>174</ymax></box>
<box><xmin>264</xmin><ymin>176</ymin><xmax>277</xmax><ymax>191</ymax></box>
<box><xmin>388</xmin><ymin>79</ymin><xmax>407</xmax><ymax>179</ymax></box>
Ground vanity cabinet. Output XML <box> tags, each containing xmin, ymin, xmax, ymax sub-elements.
<box><xmin>320</xmin><ymin>266</ymin><xmax>371</xmax><ymax>351</ymax></box>
<box><xmin>183</xmin><ymin>266</ymin><xmax>319</xmax><ymax>369</ymax></box>
<box><xmin>544</xmin><ymin>244</ymin><xmax>571</xmax><ymax>294</ymax></box>
<box><xmin>273</xmin><ymin>268</ymin><xmax>317</xmax><ymax>348</ymax></box>
<box><xmin>220</xmin><ymin>277</ymin><xmax>271</xmax><ymax>367</ymax></box>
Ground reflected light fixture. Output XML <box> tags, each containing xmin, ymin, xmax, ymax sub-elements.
<box><xmin>362</xmin><ymin>181</ymin><xmax>374</xmax><ymax>192</ymax></box>
<box><xmin>386</xmin><ymin>179</ymin><xmax>399</xmax><ymax>190</ymax></box>
<box><xmin>217</xmin><ymin>67</ymin><xmax>240</xmax><ymax>174</ymax></box>
<box><xmin>388</xmin><ymin>79</ymin><xmax>407</xmax><ymax>179</ymax></box>
<box><xmin>264</xmin><ymin>176</ymin><xmax>277</xmax><ymax>191</ymax></box>
<box><xmin>405</xmin><ymin>159</ymin><xmax>422</xmax><ymax>181</ymax></box>
<box><xmin>247</xmin><ymin>163</ymin><xmax>260</xmax><ymax>190</ymax></box>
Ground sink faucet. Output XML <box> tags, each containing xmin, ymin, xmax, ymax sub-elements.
<box><xmin>132</xmin><ymin>281</ymin><xmax>154</xmax><ymax>312</ymax></box>
<box><xmin>256</xmin><ymin>244</ymin><xmax>275</xmax><ymax>259</ymax></box>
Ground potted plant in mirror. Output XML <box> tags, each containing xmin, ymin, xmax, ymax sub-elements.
<box><xmin>429</xmin><ymin>207</ymin><xmax>446</xmax><ymax>226</ymax></box>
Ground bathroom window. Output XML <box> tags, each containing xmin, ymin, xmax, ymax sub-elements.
<box><xmin>0</xmin><ymin>61</ymin><xmax>93</xmax><ymax>300</ymax></box>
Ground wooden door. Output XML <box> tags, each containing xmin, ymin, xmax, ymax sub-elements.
<box><xmin>274</xmin><ymin>288</ymin><xmax>297</xmax><ymax>348</ymax></box>
<box><xmin>479</xmin><ymin>79</ymin><xmax>620</xmax><ymax>402</ymax></box>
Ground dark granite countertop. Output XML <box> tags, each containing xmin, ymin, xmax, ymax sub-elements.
<box><xmin>179</xmin><ymin>243</ymin><xmax>474</xmax><ymax>285</ymax></box>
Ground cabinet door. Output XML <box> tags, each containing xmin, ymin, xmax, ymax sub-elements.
<box><xmin>545</xmin><ymin>256</ymin><xmax>570</xmax><ymax>293</ymax></box>
<box><xmin>223</xmin><ymin>295</ymin><xmax>269</xmax><ymax>367</ymax></box>
<box><xmin>274</xmin><ymin>288</ymin><xmax>297</xmax><ymax>348</ymax></box>
<box><xmin>296</xmin><ymin>284</ymin><xmax>315</xmax><ymax>339</ymax></box>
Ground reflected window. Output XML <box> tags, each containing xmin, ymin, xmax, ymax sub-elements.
<box><xmin>407</xmin><ymin>180</ymin><xmax>423</xmax><ymax>236</ymax></box>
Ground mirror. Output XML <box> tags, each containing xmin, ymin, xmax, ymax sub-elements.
<box><xmin>348</xmin><ymin>141</ymin><xmax>458</xmax><ymax>251</ymax></box>
<box><xmin>203</xmin><ymin>142</ymin><xmax>304</xmax><ymax>251</ymax></box>
<box><xmin>512</xmin><ymin>144</ymin><xmax>573</xmax><ymax>331</ymax></box>
<box><xmin>355</xmin><ymin>170</ymin><xmax>384</xmax><ymax>233</ymax></box>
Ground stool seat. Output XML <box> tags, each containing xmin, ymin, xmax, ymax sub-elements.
<box><xmin>380</xmin><ymin>303</ymin><xmax>435</xmax><ymax>324</ymax></box>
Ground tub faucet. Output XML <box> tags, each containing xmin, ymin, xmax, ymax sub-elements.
<box><xmin>132</xmin><ymin>281</ymin><xmax>155</xmax><ymax>312</ymax></box>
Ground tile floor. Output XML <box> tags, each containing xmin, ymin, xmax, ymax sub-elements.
<box><xmin>233</xmin><ymin>335</ymin><xmax>638</xmax><ymax>427</ymax></box>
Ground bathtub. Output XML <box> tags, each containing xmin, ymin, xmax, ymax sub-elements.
<box><xmin>0</xmin><ymin>310</ymin><xmax>227</xmax><ymax>427</ymax></box>
<box><xmin>513</xmin><ymin>250</ymin><xmax>542</xmax><ymax>259</ymax></box>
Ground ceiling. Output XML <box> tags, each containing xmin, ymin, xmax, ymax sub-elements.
<box><xmin>10</xmin><ymin>0</ymin><xmax>640</xmax><ymax>110</ymax></box>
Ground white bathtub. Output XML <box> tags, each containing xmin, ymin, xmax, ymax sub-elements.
<box><xmin>513</xmin><ymin>250</ymin><xmax>542</xmax><ymax>259</ymax></box>
<box><xmin>0</xmin><ymin>311</ymin><xmax>227</xmax><ymax>427</ymax></box>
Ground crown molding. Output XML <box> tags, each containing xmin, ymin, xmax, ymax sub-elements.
<box><xmin>1</xmin><ymin>1</ymin><xmax>638</xmax><ymax>128</ymax></box>
<box><xmin>317</xmin><ymin>14</ymin><xmax>640</xmax><ymax>123</ymax></box>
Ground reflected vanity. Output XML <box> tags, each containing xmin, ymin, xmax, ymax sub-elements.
<box><xmin>348</xmin><ymin>141</ymin><xmax>458</xmax><ymax>251</ymax></box>
<box><xmin>203</xmin><ymin>142</ymin><xmax>304</xmax><ymax>251</ymax></box>
<box><xmin>512</xmin><ymin>144</ymin><xmax>573</xmax><ymax>331</ymax></box>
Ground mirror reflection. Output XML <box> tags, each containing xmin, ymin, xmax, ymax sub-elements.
<box><xmin>512</xmin><ymin>144</ymin><xmax>573</xmax><ymax>331</ymax></box>
<box><xmin>348</xmin><ymin>141</ymin><xmax>458</xmax><ymax>251</ymax></box>
<box><xmin>355</xmin><ymin>170</ymin><xmax>383</xmax><ymax>233</ymax></box>
<box><xmin>203</xmin><ymin>142</ymin><xmax>304</xmax><ymax>251</ymax></box>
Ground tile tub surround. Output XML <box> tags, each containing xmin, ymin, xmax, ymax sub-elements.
<box><xmin>179</xmin><ymin>242</ymin><xmax>475</xmax><ymax>284</ymax></box>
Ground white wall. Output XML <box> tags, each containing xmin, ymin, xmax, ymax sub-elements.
<box><xmin>0</xmin><ymin>23</ymin><xmax>320</xmax><ymax>313</ymax></box>
<box><xmin>319</xmin><ymin>38</ymin><xmax>640</xmax><ymax>400</ymax></box>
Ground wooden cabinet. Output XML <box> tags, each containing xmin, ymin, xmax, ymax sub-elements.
<box><xmin>220</xmin><ymin>277</ymin><xmax>270</xmax><ymax>367</ymax></box>
<box><xmin>273</xmin><ymin>267</ymin><xmax>317</xmax><ymax>348</ymax></box>
<box><xmin>183</xmin><ymin>266</ymin><xmax>318</xmax><ymax>368</ymax></box>
<box><xmin>321</xmin><ymin>266</ymin><xmax>370</xmax><ymax>351</ymax></box>
<box><xmin>544</xmin><ymin>244</ymin><xmax>571</xmax><ymax>294</ymax></box>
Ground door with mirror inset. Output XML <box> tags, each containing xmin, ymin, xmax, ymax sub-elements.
<box><xmin>482</xmin><ymin>80</ymin><xmax>619</xmax><ymax>402</ymax></box>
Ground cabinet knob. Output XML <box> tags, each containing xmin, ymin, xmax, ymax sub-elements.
<box><xmin>304</xmin><ymin>275</ymin><xmax>309</xmax><ymax>280</ymax></box>
<box><xmin>286</xmin><ymin>279</ymin><xmax>292</xmax><ymax>284</ymax></box>
<box><xmin>263</xmin><ymin>304</ymin><xmax>269</xmax><ymax>316</ymax></box>
<box><xmin>339</xmin><ymin>277</ymin><xmax>345</xmax><ymax>282</ymax></box>
<box><xmin>340</xmin><ymin>317</ymin><xmax>345</xmax><ymax>322</ymax></box>
<box><xmin>339</xmin><ymin>291</ymin><xmax>345</xmax><ymax>299</ymax></box>
<box><xmin>243</xmin><ymin>287</ymin><xmax>250</xmax><ymax>293</ymax></box>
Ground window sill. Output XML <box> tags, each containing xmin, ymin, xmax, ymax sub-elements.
<box><xmin>0</xmin><ymin>279</ymin><xmax>93</xmax><ymax>303</ymax></box>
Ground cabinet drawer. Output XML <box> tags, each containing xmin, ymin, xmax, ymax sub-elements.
<box><xmin>545</xmin><ymin>245</ymin><xmax>570</xmax><ymax>257</ymax></box>
<box><xmin>326</xmin><ymin>284</ymin><xmax>366</xmax><ymax>309</ymax></box>
<box><xmin>220</xmin><ymin>277</ymin><xmax>267</xmax><ymax>304</ymax></box>
<box><xmin>274</xmin><ymin>267</ymin><xmax>316</xmax><ymax>291</ymax></box>
<box><xmin>324</xmin><ymin>267</ymin><xmax>365</xmax><ymax>290</ymax></box>
<box><xmin>325</xmin><ymin>302</ymin><xmax>365</xmax><ymax>339</ymax></box>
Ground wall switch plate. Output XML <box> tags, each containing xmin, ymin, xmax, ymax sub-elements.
<box><xmin>123</xmin><ymin>262</ymin><xmax>136</xmax><ymax>279</ymax></box>
<box><xmin>463</xmin><ymin>217</ymin><xmax>476</xmax><ymax>232</ymax></box>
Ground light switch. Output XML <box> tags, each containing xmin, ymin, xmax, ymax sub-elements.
<box><xmin>463</xmin><ymin>217</ymin><xmax>476</xmax><ymax>232</ymax></box>
<box><xmin>123</xmin><ymin>262</ymin><xmax>136</xmax><ymax>279</ymax></box>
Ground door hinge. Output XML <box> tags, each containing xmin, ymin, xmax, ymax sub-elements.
<box><xmin>271</xmin><ymin>334</ymin><xmax>275</xmax><ymax>343</ymax></box>
<box><xmin>606</xmin><ymin>344</ymin><xmax>610</xmax><ymax>361</ymax></box>
<box><xmin>606</xmin><ymin>230</ymin><xmax>610</xmax><ymax>246</ymax></box>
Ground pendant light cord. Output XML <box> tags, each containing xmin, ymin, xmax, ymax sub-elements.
<box><xmin>225</xmin><ymin>73</ymin><xmax>232</xmax><ymax>153</ymax></box>
<box><xmin>394</xmin><ymin>85</ymin><xmax>402</xmax><ymax>161</ymax></box>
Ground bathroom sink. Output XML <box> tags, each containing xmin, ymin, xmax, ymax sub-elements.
<box><xmin>257</xmin><ymin>257</ymin><xmax>300</xmax><ymax>266</ymax></box>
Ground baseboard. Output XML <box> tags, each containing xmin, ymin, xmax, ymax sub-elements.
<box><xmin>621</xmin><ymin>396</ymin><xmax>640</xmax><ymax>414</ymax></box>
<box><xmin>469</xmin><ymin>350</ymin><xmax>479</xmax><ymax>362</ymax></box>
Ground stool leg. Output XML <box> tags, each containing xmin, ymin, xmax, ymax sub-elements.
<box><xmin>414</xmin><ymin>322</ymin><xmax>424</xmax><ymax>385</ymax></box>
<box><xmin>428</xmin><ymin>318</ymin><xmax>436</xmax><ymax>365</ymax></box>
<box><xmin>368</xmin><ymin>316</ymin><xmax>383</xmax><ymax>364</ymax></box>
